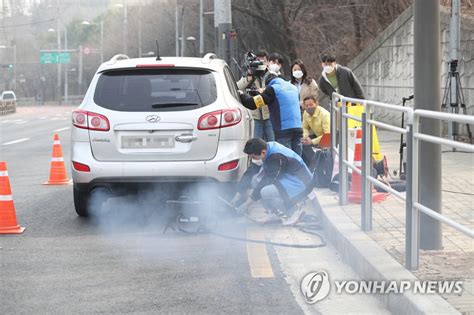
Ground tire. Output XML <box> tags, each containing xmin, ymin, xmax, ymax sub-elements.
<box><xmin>73</xmin><ymin>187</ymin><xmax>90</xmax><ymax>217</ymax></box>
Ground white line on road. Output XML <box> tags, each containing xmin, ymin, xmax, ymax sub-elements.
<box><xmin>53</xmin><ymin>127</ymin><xmax>70</xmax><ymax>132</ymax></box>
<box><xmin>2</xmin><ymin>138</ymin><xmax>30</xmax><ymax>146</ymax></box>
<box><xmin>15</xmin><ymin>120</ymin><xmax>28</xmax><ymax>125</ymax></box>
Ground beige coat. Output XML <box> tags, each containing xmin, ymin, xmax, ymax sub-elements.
<box><xmin>236</xmin><ymin>75</ymin><xmax>270</xmax><ymax>120</ymax></box>
<box><xmin>296</xmin><ymin>79</ymin><xmax>319</xmax><ymax>109</ymax></box>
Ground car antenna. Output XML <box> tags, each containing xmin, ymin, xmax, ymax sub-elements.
<box><xmin>155</xmin><ymin>40</ymin><xmax>162</xmax><ymax>61</ymax></box>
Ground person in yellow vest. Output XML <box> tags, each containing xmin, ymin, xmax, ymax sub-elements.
<box><xmin>301</xmin><ymin>96</ymin><xmax>330</xmax><ymax>167</ymax></box>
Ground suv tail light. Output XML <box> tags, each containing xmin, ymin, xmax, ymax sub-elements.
<box><xmin>72</xmin><ymin>161</ymin><xmax>91</xmax><ymax>172</ymax></box>
<box><xmin>218</xmin><ymin>160</ymin><xmax>239</xmax><ymax>171</ymax></box>
<box><xmin>198</xmin><ymin>108</ymin><xmax>241</xmax><ymax>130</ymax></box>
<box><xmin>72</xmin><ymin>110</ymin><xmax>110</xmax><ymax>131</ymax></box>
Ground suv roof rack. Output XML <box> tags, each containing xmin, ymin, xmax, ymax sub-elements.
<box><xmin>108</xmin><ymin>54</ymin><xmax>130</xmax><ymax>64</ymax></box>
<box><xmin>202</xmin><ymin>53</ymin><xmax>217</xmax><ymax>64</ymax></box>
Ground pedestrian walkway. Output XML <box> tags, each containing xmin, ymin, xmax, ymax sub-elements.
<box><xmin>321</xmin><ymin>130</ymin><xmax>473</xmax><ymax>314</ymax></box>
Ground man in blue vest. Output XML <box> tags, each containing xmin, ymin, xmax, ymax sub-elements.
<box><xmin>235</xmin><ymin>138</ymin><xmax>312</xmax><ymax>225</ymax></box>
<box><xmin>240</xmin><ymin>72</ymin><xmax>303</xmax><ymax>156</ymax></box>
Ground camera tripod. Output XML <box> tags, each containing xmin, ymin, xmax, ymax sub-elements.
<box><xmin>441</xmin><ymin>60</ymin><xmax>473</xmax><ymax>150</ymax></box>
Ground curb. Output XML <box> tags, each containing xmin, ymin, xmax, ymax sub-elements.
<box><xmin>313</xmin><ymin>188</ymin><xmax>460</xmax><ymax>315</ymax></box>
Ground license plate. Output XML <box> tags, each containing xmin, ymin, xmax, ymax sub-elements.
<box><xmin>121</xmin><ymin>135</ymin><xmax>175</xmax><ymax>149</ymax></box>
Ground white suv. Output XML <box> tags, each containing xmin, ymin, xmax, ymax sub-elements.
<box><xmin>71</xmin><ymin>54</ymin><xmax>252</xmax><ymax>216</ymax></box>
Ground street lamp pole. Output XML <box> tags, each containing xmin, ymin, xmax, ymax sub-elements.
<box><xmin>100</xmin><ymin>20</ymin><xmax>104</xmax><ymax>63</ymax></box>
<box><xmin>138</xmin><ymin>0</ymin><xmax>142</xmax><ymax>58</ymax></box>
<box><xmin>57</xmin><ymin>16</ymin><xmax>61</xmax><ymax>105</ymax></box>
<box><xmin>12</xmin><ymin>42</ymin><xmax>16</xmax><ymax>90</ymax></box>
<box><xmin>123</xmin><ymin>0</ymin><xmax>128</xmax><ymax>55</ymax></box>
<box><xmin>64</xmin><ymin>27</ymin><xmax>68</xmax><ymax>103</ymax></box>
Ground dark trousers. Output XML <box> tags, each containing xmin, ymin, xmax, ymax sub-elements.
<box><xmin>302</xmin><ymin>144</ymin><xmax>316</xmax><ymax>168</ymax></box>
<box><xmin>276</xmin><ymin>133</ymin><xmax>303</xmax><ymax>156</ymax></box>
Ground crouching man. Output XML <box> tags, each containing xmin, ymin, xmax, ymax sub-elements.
<box><xmin>235</xmin><ymin>138</ymin><xmax>313</xmax><ymax>225</ymax></box>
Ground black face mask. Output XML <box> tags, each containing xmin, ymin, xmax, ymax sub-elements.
<box><xmin>305</xmin><ymin>107</ymin><xmax>316</xmax><ymax>116</ymax></box>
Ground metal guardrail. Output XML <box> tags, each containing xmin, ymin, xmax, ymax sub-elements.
<box><xmin>330</xmin><ymin>92</ymin><xmax>474</xmax><ymax>270</ymax></box>
<box><xmin>0</xmin><ymin>100</ymin><xmax>16</xmax><ymax>115</ymax></box>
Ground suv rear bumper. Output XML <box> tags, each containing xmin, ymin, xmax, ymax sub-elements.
<box><xmin>71</xmin><ymin>140</ymin><xmax>248</xmax><ymax>187</ymax></box>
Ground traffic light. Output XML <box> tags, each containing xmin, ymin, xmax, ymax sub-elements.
<box><xmin>1</xmin><ymin>64</ymin><xmax>13</xmax><ymax>69</ymax></box>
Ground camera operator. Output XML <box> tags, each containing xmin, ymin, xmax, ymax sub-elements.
<box><xmin>236</xmin><ymin>50</ymin><xmax>275</xmax><ymax>142</ymax></box>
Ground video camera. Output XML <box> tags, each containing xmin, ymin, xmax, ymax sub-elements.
<box><xmin>242</xmin><ymin>51</ymin><xmax>267</xmax><ymax>96</ymax></box>
<box><xmin>243</xmin><ymin>51</ymin><xmax>266</xmax><ymax>78</ymax></box>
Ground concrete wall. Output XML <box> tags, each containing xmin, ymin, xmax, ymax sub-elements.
<box><xmin>349</xmin><ymin>6</ymin><xmax>474</xmax><ymax>131</ymax></box>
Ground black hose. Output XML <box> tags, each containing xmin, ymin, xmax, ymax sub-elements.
<box><xmin>210</xmin><ymin>229</ymin><xmax>326</xmax><ymax>249</ymax></box>
<box><xmin>176</xmin><ymin>213</ymin><xmax>327</xmax><ymax>249</ymax></box>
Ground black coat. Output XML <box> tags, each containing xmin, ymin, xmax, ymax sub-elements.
<box><xmin>318</xmin><ymin>65</ymin><xmax>365</xmax><ymax>99</ymax></box>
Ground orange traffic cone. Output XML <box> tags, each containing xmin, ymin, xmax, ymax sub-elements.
<box><xmin>348</xmin><ymin>129</ymin><xmax>387</xmax><ymax>204</ymax></box>
<box><xmin>43</xmin><ymin>134</ymin><xmax>72</xmax><ymax>185</ymax></box>
<box><xmin>0</xmin><ymin>161</ymin><xmax>25</xmax><ymax>234</ymax></box>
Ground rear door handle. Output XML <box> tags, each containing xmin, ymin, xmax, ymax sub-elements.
<box><xmin>175</xmin><ymin>135</ymin><xmax>197</xmax><ymax>143</ymax></box>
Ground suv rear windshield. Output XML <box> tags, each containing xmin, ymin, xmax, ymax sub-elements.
<box><xmin>94</xmin><ymin>69</ymin><xmax>217</xmax><ymax>111</ymax></box>
<box><xmin>2</xmin><ymin>93</ymin><xmax>14</xmax><ymax>100</ymax></box>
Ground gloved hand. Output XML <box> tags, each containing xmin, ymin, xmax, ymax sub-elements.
<box><xmin>235</xmin><ymin>198</ymin><xmax>253</xmax><ymax>216</ymax></box>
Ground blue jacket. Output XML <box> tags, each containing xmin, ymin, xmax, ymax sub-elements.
<box><xmin>240</xmin><ymin>77</ymin><xmax>302</xmax><ymax>137</ymax></box>
<box><xmin>267</xmin><ymin>77</ymin><xmax>302</xmax><ymax>132</ymax></box>
<box><xmin>251</xmin><ymin>142</ymin><xmax>312</xmax><ymax>208</ymax></box>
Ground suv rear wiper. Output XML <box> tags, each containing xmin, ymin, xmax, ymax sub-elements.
<box><xmin>151</xmin><ymin>103</ymin><xmax>199</xmax><ymax>108</ymax></box>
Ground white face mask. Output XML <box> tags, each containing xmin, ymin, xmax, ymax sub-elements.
<box><xmin>293</xmin><ymin>70</ymin><xmax>303</xmax><ymax>79</ymax></box>
<box><xmin>324</xmin><ymin>65</ymin><xmax>335</xmax><ymax>74</ymax></box>
<box><xmin>268</xmin><ymin>63</ymin><xmax>281</xmax><ymax>73</ymax></box>
<box><xmin>252</xmin><ymin>158</ymin><xmax>263</xmax><ymax>166</ymax></box>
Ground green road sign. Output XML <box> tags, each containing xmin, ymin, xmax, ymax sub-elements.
<box><xmin>59</xmin><ymin>52</ymin><xmax>70</xmax><ymax>64</ymax></box>
<box><xmin>40</xmin><ymin>52</ymin><xmax>70</xmax><ymax>64</ymax></box>
<box><xmin>40</xmin><ymin>52</ymin><xmax>57</xmax><ymax>64</ymax></box>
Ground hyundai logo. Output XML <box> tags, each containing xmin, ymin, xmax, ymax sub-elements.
<box><xmin>146</xmin><ymin>115</ymin><xmax>161</xmax><ymax>123</ymax></box>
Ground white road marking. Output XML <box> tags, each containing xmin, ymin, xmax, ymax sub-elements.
<box><xmin>53</xmin><ymin>127</ymin><xmax>70</xmax><ymax>132</ymax></box>
<box><xmin>15</xmin><ymin>120</ymin><xmax>28</xmax><ymax>125</ymax></box>
<box><xmin>2</xmin><ymin>138</ymin><xmax>30</xmax><ymax>146</ymax></box>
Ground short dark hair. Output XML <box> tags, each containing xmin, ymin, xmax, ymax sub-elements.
<box><xmin>244</xmin><ymin>138</ymin><xmax>267</xmax><ymax>155</ymax></box>
<box><xmin>256</xmin><ymin>49</ymin><xmax>269</xmax><ymax>59</ymax></box>
<box><xmin>303</xmin><ymin>95</ymin><xmax>317</xmax><ymax>102</ymax></box>
<box><xmin>303</xmin><ymin>96</ymin><xmax>318</xmax><ymax>104</ymax></box>
<box><xmin>320</xmin><ymin>53</ymin><xmax>336</xmax><ymax>63</ymax></box>
<box><xmin>269</xmin><ymin>52</ymin><xmax>284</xmax><ymax>64</ymax></box>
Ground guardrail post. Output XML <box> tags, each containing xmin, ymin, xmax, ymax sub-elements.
<box><xmin>406</xmin><ymin>119</ymin><xmax>419</xmax><ymax>270</ymax></box>
<box><xmin>339</xmin><ymin>101</ymin><xmax>348</xmax><ymax>205</ymax></box>
<box><xmin>331</xmin><ymin>97</ymin><xmax>337</xmax><ymax>150</ymax></box>
<box><xmin>361</xmin><ymin>107</ymin><xmax>372</xmax><ymax>231</ymax></box>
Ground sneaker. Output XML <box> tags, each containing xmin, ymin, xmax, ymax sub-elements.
<box><xmin>255</xmin><ymin>211</ymin><xmax>283</xmax><ymax>224</ymax></box>
<box><xmin>281</xmin><ymin>207</ymin><xmax>306</xmax><ymax>226</ymax></box>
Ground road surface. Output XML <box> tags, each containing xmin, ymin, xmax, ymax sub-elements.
<box><xmin>0</xmin><ymin>105</ymin><xmax>388</xmax><ymax>314</ymax></box>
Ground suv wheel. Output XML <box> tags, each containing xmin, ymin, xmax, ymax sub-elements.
<box><xmin>74</xmin><ymin>187</ymin><xmax>90</xmax><ymax>217</ymax></box>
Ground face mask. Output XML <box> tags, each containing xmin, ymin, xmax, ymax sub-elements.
<box><xmin>324</xmin><ymin>65</ymin><xmax>335</xmax><ymax>74</ymax></box>
<box><xmin>306</xmin><ymin>107</ymin><xmax>316</xmax><ymax>116</ymax></box>
<box><xmin>268</xmin><ymin>63</ymin><xmax>281</xmax><ymax>73</ymax></box>
<box><xmin>252</xmin><ymin>159</ymin><xmax>263</xmax><ymax>166</ymax></box>
<box><xmin>293</xmin><ymin>70</ymin><xmax>303</xmax><ymax>79</ymax></box>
